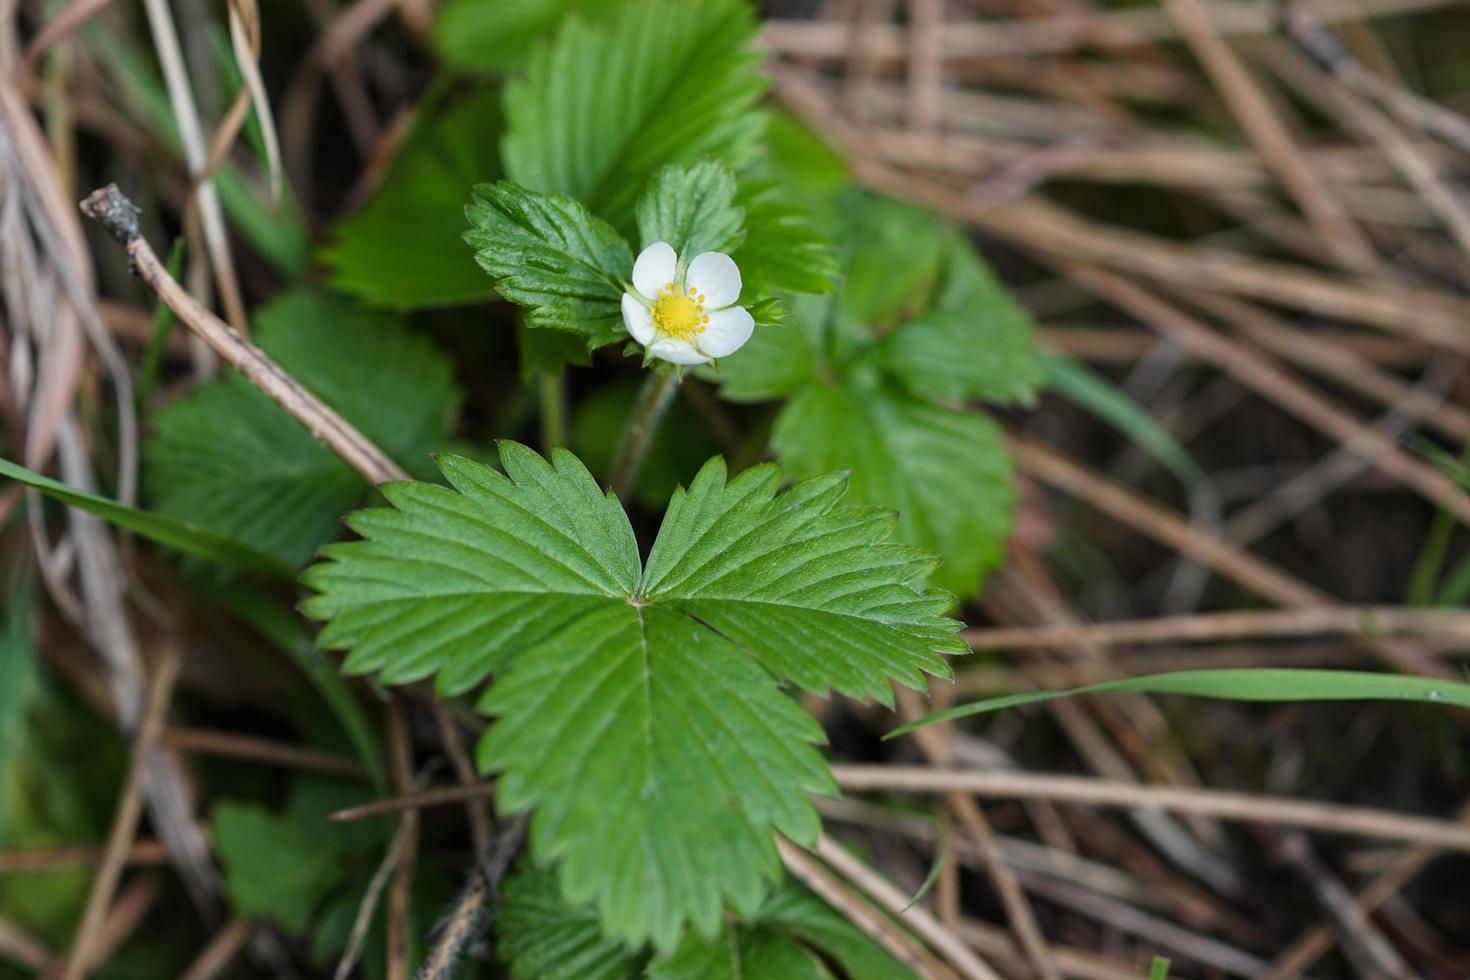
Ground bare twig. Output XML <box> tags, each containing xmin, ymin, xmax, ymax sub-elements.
<box><xmin>163</xmin><ymin>727</ymin><xmax>373</xmax><ymax>780</ymax></box>
<box><xmin>964</xmin><ymin>606</ymin><xmax>1470</xmax><ymax>652</ymax></box>
<box><xmin>777</xmin><ymin>837</ymin><xmax>957</xmax><ymax>980</ymax></box>
<box><xmin>416</xmin><ymin>813</ymin><xmax>528</xmax><ymax>980</ymax></box>
<box><xmin>61</xmin><ymin>647</ymin><xmax>180</xmax><ymax>980</ymax></box>
<box><xmin>178</xmin><ymin>919</ymin><xmax>253</xmax><ymax>980</ymax></box>
<box><xmin>833</xmin><ymin>767</ymin><xmax>1470</xmax><ymax>851</ymax></box>
<box><xmin>810</xmin><ymin>834</ymin><xmax>1002</xmax><ymax>980</ymax></box>
<box><xmin>331</xmin><ymin>782</ymin><xmax>496</xmax><ymax>823</ymax></box>
<box><xmin>386</xmin><ymin>701</ymin><xmax>416</xmax><ymax>980</ymax></box>
<box><xmin>0</xmin><ymin>915</ymin><xmax>53</xmax><ymax>973</ymax></box>
<box><xmin>1164</xmin><ymin>0</ymin><xmax>1378</xmax><ymax>272</ymax></box>
<box><xmin>79</xmin><ymin>184</ymin><xmax>407</xmax><ymax>486</ymax></box>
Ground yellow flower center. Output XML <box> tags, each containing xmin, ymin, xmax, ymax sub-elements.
<box><xmin>650</xmin><ymin>283</ymin><xmax>709</xmax><ymax>342</ymax></box>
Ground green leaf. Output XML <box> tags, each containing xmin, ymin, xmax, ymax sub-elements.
<box><xmin>0</xmin><ymin>589</ymin><xmax>37</xmax><ymax>848</ymax></box>
<box><xmin>502</xmin><ymin>0</ymin><xmax>766</xmax><ymax>235</ymax></box>
<box><xmin>434</xmin><ymin>0</ymin><xmax>639</xmax><ymax>75</ymax></box>
<box><xmin>304</xmin><ymin>444</ymin><xmax>964</xmax><ymax>949</ymax></box>
<box><xmin>876</xmin><ymin>240</ymin><xmax>1042</xmax><ymax>405</ymax></box>
<box><xmin>499</xmin><ymin>865</ymin><xmax>648</xmax><ymax>980</ymax></box>
<box><xmin>0</xmin><ymin>456</ymin><xmax>293</xmax><ymax>580</ymax></box>
<box><xmin>324</xmin><ymin>88</ymin><xmax>504</xmax><ymax>309</ymax></box>
<box><xmin>500</xmin><ymin>867</ymin><xmax>913</xmax><ymax>980</ymax></box>
<box><xmin>772</xmin><ymin>382</ymin><xmax>1016</xmax><ymax>599</ymax></box>
<box><xmin>734</xmin><ymin>180</ymin><xmax>840</xmax><ymax>298</ymax></box>
<box><xmin>704</xmin><ymin>296</ymin><xmax>824</xmax><ymax>402</ymax></box>
<box><xmin>214</xmin><ymin>802</ymin><xmax>341</xmax><ymax>933</ymax></box>
<box><xmin>891</xmin><ymin>668</ymin><xmax>1470</xmax><ymax>738</ymax></box>
<box><xmin>146</xmin><ymin>291</ymin><xmax>461</xmax><ymax>568</ymax></box>
<box><xmin>636</xmin><ymin>161</ymin><xmax>744</xmax><ymax>258</ymax></box>
<box><xmin>835</xmin><ymin>194</ymin><xmax>949</xmax><ymax>336</ymax></box>
<box><xmin>464</xmin><ymin>181</ymin><xmax>633</xmax><ymax>348</ymax></box>
<box><xmin>651</xmin><ymin>880</ymin><xmax>915</xmax><ymax>979</ymax></box>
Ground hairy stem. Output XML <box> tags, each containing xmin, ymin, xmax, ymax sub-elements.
<box><xmin>608</xmin><ymin>370</ymin><xmax>679</xmax><ymax>502</ymax></box>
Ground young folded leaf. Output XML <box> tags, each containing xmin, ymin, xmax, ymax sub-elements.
<box><xmin>302</xmin><ymin>443</ymin><xmax>966</xmax><ymax>950</ymax></box>
<box><xmin>465</xmin><ymin>182</ymin><xmax>633</xmax><ymax>349</ymax></box>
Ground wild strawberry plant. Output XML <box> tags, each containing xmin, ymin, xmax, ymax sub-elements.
<box><xmin>8</xmin><ymin>0</ymin><xmax>1040</xmax><ymax>974</ymax></box>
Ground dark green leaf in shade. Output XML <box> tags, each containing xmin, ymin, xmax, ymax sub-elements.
<box><xmin>323</xmin><ymin>88</ymin><xmax>505</xmax><ymax>310</ymax></box>
<box><xmin>145</xmin><ymin>291</ymin><xmax>461</xmax><ymax>567</ymax></box>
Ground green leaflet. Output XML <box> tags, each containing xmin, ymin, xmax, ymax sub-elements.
<box><xmin>303</xmin><ymin>443</ymin><xmax>965</xmax><ymax>949</ymax></box>
<box><xmin>501</xmin><ymin>0</ymin><xmax>766</xmax><ymax>237</ymax></box>
<box><xmin>636</xmin><ymin>161</ymin><xmax>745</xmax><ymax>258</ymax></box>
<box><xmin>891</xmin><ymin>668</ymin><xmax>1470</xmax><ymax>738</ymax></box>
<box><xmin>499</xmin><ymin>864</ymin><xmax>649</xmax><ymax>979</ymax></box>
<box><xmin>499</xmin><ymin>866</ymin><xmax>913</xmax><ymax>980</ymax></box>
<box><xmin>877</xmin><ymin>240</ymin><xmax>1044</xmax><ymax>405</ymax></box>
<box><xmin>434</xmin><ymin>0</ymin><xmax>639</xmax><ymax>75</ymax></box>
<box><xmin>0</xmin><ymin>457</ymin><xmax>293</xmax><ymax>580</ymax></box>
<box><xmin>465</xmin><ymin>181</ymin><xmax>633</xmax><ymax>348</ymax></box>
<box><xmin>145</xmin><ymin>291</ymin><xmax>461</xmax><ymax>568</ymax></box>
<box><xmin>709</xmin><ymin>190</ymin><xmax>1042</xmax><ymax>598</ymax></box>
<box><xmin>772</xmin><ymin>382</ymin><xmax>1016</xmax><ymax>598</ymax></box>
<box><xmin>214</xmin><ymin>801</ymin><xmax>341</xmax><ymax>933</ymax></box>
<box><xmin>734</xmin><ymin>180</ymin><xmax>840</xmax><ymax>298</ymax></box>
<box><xmin>324</xmin><ymin>88</ymin><xmax>505</xmax><ymax>309</ymax></box>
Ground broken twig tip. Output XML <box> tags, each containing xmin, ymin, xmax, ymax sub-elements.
<box><xmin>79</xmin><ymin>183</ymin><xmax>141</xmax><ymax>245</ymax></box>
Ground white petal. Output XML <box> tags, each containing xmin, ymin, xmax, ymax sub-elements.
<box><xmin>699</xmin><ymin>305</ymin><xmax>754</xmax><ymax>358</ymax></box>
<box><xmin>632</xmin><ymin>241</ymin><xmax>678</xmax><ymax>299</ymax></box>
<box><xmin>621</xmin><ymin>293</ymin><xmax>655</xmax><ymax>346</ymax></box>
<box><xmin>685</xmin><ymin>251</ymin><xmax>741</xmax><ymax>308</ymax></box>
<box><xmin>649</xmin><ymin>337</ymin><xmax>710</xmax><ymax>366</ymax></box>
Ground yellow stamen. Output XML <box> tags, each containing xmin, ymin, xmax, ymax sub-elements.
<box><xmin>651</xmin><ymin>285</ymin><xmax>706</xmax><ymax>342</ymax></box>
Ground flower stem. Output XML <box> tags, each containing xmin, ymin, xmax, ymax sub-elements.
<box><xmin>609</xmin><ymin>371</ymin><xmax>680</xmax><ymax>502</ymax></box>
<box><xmin>538</xmin><ymin>370</ymin><xmax>566</xmax><ymax>453</ymax></box>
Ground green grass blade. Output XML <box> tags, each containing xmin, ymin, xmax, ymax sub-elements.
<box><xmin>0</xmin><ymin>456</ymin><xmax>294</xmax><ymax>580</ymax></box>
<box><xmin>1044</xmin><ymin>355</ymin><xmax>1204</xmax><ymax>487</ymax></box>
<box><xmin>889</xmin><ymin>669</ymin><xmax>1470</xmax><ymax>738</ymax></box>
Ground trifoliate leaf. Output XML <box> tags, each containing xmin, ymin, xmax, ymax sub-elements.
<box><xmin>499</xmin><ymin>865</ymin><xmax>648</xmax><ymax>980</ymax></box>
<box><xmin>322</xmin><ymin>88</ymin><xmax>503</xmax><ymax>309</ymax></box>
<box><xmin>876</xmin><ymin>240</ymin><xmax>1043</xmax><ymax>405</ymax></box>
<box><xmin>502</xmin><ymin>0</ymin><xmax>766</xmax><ymax>236</ymax></box>
<box><xmin>464</xmin><ymin>181</ymin><xmax>633</xmax><ymax>348</ymax></box>
<box><xmin>836</xmin><ymin>194</ymin><xmax>950</xmax><ymax>337</ymax></box>
<box><xmin>772</xmin><ymin>381</ymin><xmax>1016</xmax><ymax>599</ymax></box>
<box><xmin>303</xmin><ymin>444</ymin><xmax>965</xmax><ymax>950</ymax></box>
<box><xmin>146</xmin><ymin>292</ymin><xmax>461</xmax><ymax>567</ymax></box>
<box><xmin>434</xmin><ymin>0</ymin><xmax>638</xmax><ymax>75</ymax></box>
<box><xmin>636</xmin><ymin>160</ymin><xmax>744</xmax><ymax>258</ymax></box>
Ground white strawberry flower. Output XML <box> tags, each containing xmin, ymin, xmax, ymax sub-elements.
<box><xmin>621</xmin><ymin>241</ymin><xmax>754</xmax><ymax>366</ymax></box>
